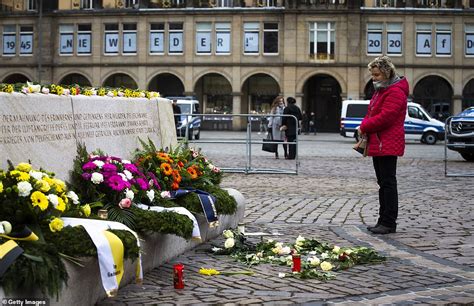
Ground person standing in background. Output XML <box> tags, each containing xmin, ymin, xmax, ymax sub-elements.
<box><xmin>302</xmin><ymin>110</ymin><xmax>309</xmax><ymax>135</ymax></box>
<box><xmin>359</xmin><ymin>55</ymin><xmax>409</xmax><ymax>235</ymax></box>
<box><xmin>172</xmin><ymin>99</ymin><xmax>181</xmax><ymax>128</ymax></box>
<box><xmin>309</xmin><ymin>112</ymin><xmax>316</xmax><ymax>135</ymax></box>
<box><xmin>281</xmin><ymin>97</ymin><xmax>302</xmax><ymax>160</ymax></box>
<box><xmin>268</xmin><ymin>96</ymin><xmax>287</xmax><ymax>159</ymax></box>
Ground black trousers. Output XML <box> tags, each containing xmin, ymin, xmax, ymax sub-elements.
<box><xmin>286</xmin><ymin>134</ymin><xmax>297</xmax><ymax>159</ymax></box>
<box><xmin>372</xmin><ymin>156</ymin><xmax>398</xmax><ymax>228</ymax></box>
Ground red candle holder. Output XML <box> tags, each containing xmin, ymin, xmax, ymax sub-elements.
<box><xmin>292</xmin><ymin>254</ymin><xmax>301</xmax><ymax>272</ymax></box>
<box><xmin>173</xmin><ymin>263</ymin><xmax>184</xmax><ymax>289</ymax></box>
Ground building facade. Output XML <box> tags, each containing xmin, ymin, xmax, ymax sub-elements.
<box><xmin>1</xmin><ymin>0</ymin><xmax>474</xmax><ymax>131</ymax></box>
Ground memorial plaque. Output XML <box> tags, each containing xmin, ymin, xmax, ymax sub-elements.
<box><xmin>0</xmin><ymin>93</ymin><xmax>77</xmax><ymax>179</ymax></box>
<box><xmin>0</xmin><ymin>93</ymin><xmax>177</xmax><ymax>180</ymax></box>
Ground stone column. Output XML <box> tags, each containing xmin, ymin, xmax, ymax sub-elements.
<box><xmin>452</xmin><ymin>95</ymin><xmax>463</xmax><ymax>115</ymax></box>
<box><xmin>232</xmin><ymin>93</ymin><xmax>243</xmax><ymax>131</ymax></box>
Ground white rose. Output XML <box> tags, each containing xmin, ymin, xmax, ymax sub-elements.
<box><xmin>0</xmin><ymin>221</ymin><xmax>12</xmax><ymax>234</ymax></box>
<box><xmin>208</xmin><ymin>163</ymin><xmax>215</xmax><ymax>170</ymax></box>
<box><xmin>320</xmin><ymin>261</ymin><xmax>333</xmax><ymax>271</ymax></box>
<box><xmin>29</xmin><ymin>170</ymin><xmax>44</xmax><ymax>180</ymax></box>
<box><xmin>91</xmin><ymin>172</ymin><xmax>104</xmax><ymax>184</ymax></box>
<box><xmin>47</xmin><ymin>194</ymin><xmax>59</xmax><ymax>207</ymax></box>
<box><xmin>41</xmin><ymin>87</ymin><xmax>49</xmax><ymax>94</ymax></box>
<box><xmin>67</xmin><ymin>191</ymin><xmax>80</xmax><ymax>204</ymax></box>
<box><xmin>224</xmin><ymin>237</ymin><xmax>235</xmax><ymax>249</ymax></box>
<box><xmin>160</xmin><ymin>191</ymin><xmax>171</xmax><ymax>198</ymax></box>
<box><xmin>321</xmin><ymin>252</ymin><xmax>329</xmax><ymax>259</ymax></box>
<box><xmin>17</xmin><ymin>181</ymin><xmax>33</xmax><ymax>197</ymax></box>
<box><xmin>295</xmin><ymin>235</ymin><xmax>305</xmax><ymax>246</ymax></box>
<box><xmin>280</xmin><ymin>246</ymin><xmax>291</xmax><ymax>255</ymax></box>
<box><xmin>92</xmin><ymin>160</ymin><xmax>104</xmax><ymax>168</ymax></box>
<box><xmin>146</xmin><ymin>190</ymin><xmax>155</xmax><ymax>202</ymax></box>
<box><xmin>332</xmin><ymin>246</ymin><xmax>341</xmax><ymax>254</ymax></box>
<box><xmin>125</xmin><ymin>189</ymin><xmax>134</xmax><ymax>200</ymax></box>
<box><xmin>222</xmin><ymin>229</ymin><xmax>234</xmax><ymax>239</ymax></box>
<box><xmin>123</xmin><ymin>170</ymin><xmax>133</xmax><ymax>181</ymax></box>
<box><xmin>107</xmin><ymin>91</ymin><xmax>114</xmax><ymax>97</ymax></box>
<box><xmin>308</xmin><ymin>256</ymin><xmax>320</xmax><ymax>266</ymax></box>
<box><xmin>121</xmin><ymin>159</ymin><xmax>131</xmax><ymax>164</ymax></box>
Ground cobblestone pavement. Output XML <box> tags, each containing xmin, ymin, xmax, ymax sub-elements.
<box><xmin>101</xmin><ymin>133</ymin><xmax>474</xmax><ymax>305</ymax></box>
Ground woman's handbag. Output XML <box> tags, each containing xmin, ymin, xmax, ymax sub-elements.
<box><xmin>262</xmin><ymin>132</ymin><xmax>277</xmax><ymax>153</ymax></box>
<box><xmin>353</xmin><ymin>136</ymin><xmax>368</xmax><ymax>157</ymax></box>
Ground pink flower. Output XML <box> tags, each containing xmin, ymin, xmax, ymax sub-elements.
<box><xmin>136</xmin><ymin>178</ymin><xmax>148</xmax><ymax>190</ymax></box>
<box><xmin>102</xmin><ymin>163</ymin><xmax>118</xmax><ymax>173</ymax></box>
<box><xmin>124</xmin><ymin>163</ymin><xmax>139</xmax><ymax>174</ymax></box>
<box><xmin>82</xmin><ymin>162</ymin><xmax>97</xmax><ymax>171</ymax></box>
<box><xmin>118</xmin><ymin>198</ymin><xmax>132</xmax><ymax>209</ymax></box>
<box><xmin>107</xmin><ymin>175</ymin><xmax>126</xmax><ymax>191</ymax></box>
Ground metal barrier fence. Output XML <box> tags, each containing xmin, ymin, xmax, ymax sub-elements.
<box><xmin>444</xmin><ymin>115</ymin><xmax>474</xmax><ymax>177</ymax></box>
<box><xmin>177</xmin><ymin>113</ymin><xmax>299</xmax><ymax>174</ymax></box>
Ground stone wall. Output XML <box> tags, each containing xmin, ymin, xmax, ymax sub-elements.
<box><xmin>0</xmin><ymin>93</ymin><xmax>177</xmax><ymax>180</ymax></box>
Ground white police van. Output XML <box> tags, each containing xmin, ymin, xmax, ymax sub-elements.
<box><xmin>340</xmin><ymin>100</ymin><xmax>445</xmax><ymax>145</ymax></box>
<box><xmin>167</xmin><ymin>96</ymin><xmax>201</xmax><ymax>140</ymax></box>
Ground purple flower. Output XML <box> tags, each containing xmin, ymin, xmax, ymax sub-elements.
<box><xmin>102</xmin><ymin>163</ymin><xmax>118</xmax><ymax>173</ymax></box>
<box><xmin>82</xmin><ymin>172</ymin><xmax>92</xmax><ymax>180</ymax></box>
<box><xmin>82</xmin><ymin>162</ymin><xmax>97</xmax><ymax>171</ymax></box>
<box><xmin>147</xmin><ymin>172</ymin><xmax>161</xmax><ymax>190</ymax></box>
<box><xmin>106</xmin><ymin>175</ymin><xmax>126</xmax><ymax>191</ymax></box>
<box><xmin>136</xmin><ymin>178</ymin><xmax>148</xmax><ymax>190</ymax></box>
<box><xmin>110</xmin><ymin>156</ymin><xmax>122</xmax><ymax>162</ymax></box>
<box><xmin>124</xmin><ymin>163</ymin><xmax>139</xmax><ymax>174</ymax></box>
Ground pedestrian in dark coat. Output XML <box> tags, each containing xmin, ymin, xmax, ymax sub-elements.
<box><xmin>281</xmin><ymin>97</ymin><xmax>302</xmax><ymax>160</ymax></box>
<box><xmin>359</xmin><ymin>55</ymin><xmax>409</xmax><ymax>235</ymax></box>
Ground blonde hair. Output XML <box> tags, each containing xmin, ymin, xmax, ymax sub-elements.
<box><xmin>368</xmin><ymin>56</ymin><xmax>397</xmax><ymax>79</ymax></box>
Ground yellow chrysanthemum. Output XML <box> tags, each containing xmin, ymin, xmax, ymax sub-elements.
<box><xmin>0</xmin><ymin>182</ymin><xmax>3</xmax><ymax>193</ymax></box>
<box><xmin>5</xmin><ymin>84</ymin><xmax>13</xmax><ymax>93</ymax></box>
<box><xmin>199</xmin><ymin>268</ymin><xmax>220</xmax><ymax>276</ymax></box>
<box><xmin>30</xmin><ymin>191</ymin><xmax>49</xmax><ymax>211</ymax></box>
<box><xmin>56</xmin><ymin>197</ymin><xmax>66</xmax><ymax>212</ymax></box>
<box><xmin>35</xmin><ymin>180</ymin><xmax>50</xmax><ymax>193</ymax></box>
<box><xmin>49</xmin><ymin>217</ymin><xmax>64</xmax><ymax>232</ymax></box>
<box><xmin>54</xmin><ymin>179</ymin><xmax>66</xmax><ymax>193</ymax></box>
<box><xmin>61</xmin><ymin>194</ymin><xmax>69</xmax><ymax>205</ymax></box>
<box><xmin>17</xmin><ymin>172</ymin><xmax>30</xmax><ymax>181</ymax></box>
<box><xmin>9</xmin><ymin>170</ymin><xmax>20</xmax><ymax>178</ymax></box>
<box><xmin>82</xmin><ymin>204</ymin><xmax>91</xmax><ymax>217</ymax></box>
<box><xmin>71</xmin><ymin>87</ymin><xmax>77</xmax><ymax>95</ymax></box>
<box><xmin>16</xmin><ymin>163</ymin><xmax>32</xmax><ymax>172</ymax></box>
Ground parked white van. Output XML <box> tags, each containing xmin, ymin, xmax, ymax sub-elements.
<box><xmin>340</xmin><ymin>100</ymin><xmax>445</xmax><ymax>145</ymax></box>
<box><xmin>167</xmin><ymin>96</ymin><xmax>201</xmax><ymax>140</ymax></box>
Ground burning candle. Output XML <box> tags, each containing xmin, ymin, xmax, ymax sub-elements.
<box><xmin>173</xmin><ymin>263</ymin><xmax>184</xmax><ymax>289</ymax></box>
<box><xmin>292</xmin><ymin>254</ymin><xmax>301</xmax><ymax>272</ymax></box>
<box><xmin>98</xmin><ymin>209</ymin><xmax>108</xmax><ymax>220</ymax></box>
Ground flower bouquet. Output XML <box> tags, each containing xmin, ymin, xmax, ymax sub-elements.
<box><xmin>0</xmin><ymin>161</ymin><xmax>84</xmax><ymax>236</ymax></box>
<box><xmin>133</xmin><ymin>139</ymin><xmax>236</xmax><ymax>217</ymax></box>
<box><xmin>69</xmin><ymin>144</ymin><xmax>195</xmax><ymax>237</ymax></box>
<box><xmin>211</xmin><ymin>230</ymin><xmax>386</xmax><ymax>281</ymax></box>
<box><xmin>69</xmin><ymin>144</ymin><xmax>160</xmax><ymax>229</ymax></box>
<box><xmin>134</xmin><ymin>138</ymin><xmax>222</xmax><ymax>192</ymax></box>
<box><xmin>0</xmin><ymin>161</ymin><xmax>86</xmax><ymax>298</ymax></box>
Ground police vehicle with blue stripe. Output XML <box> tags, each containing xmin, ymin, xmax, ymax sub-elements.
<box><xmin>340</xmin><ymin>100</ymin><xmax>445</xmax><ymax>145</ymax></box>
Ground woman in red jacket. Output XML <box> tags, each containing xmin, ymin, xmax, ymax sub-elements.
<box><xmin>359</xmin><ymin>56</ymin><xmax>409</xmax><ymax>235</ymax></box>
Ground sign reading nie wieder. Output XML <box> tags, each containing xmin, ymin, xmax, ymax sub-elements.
<box><xmin>0</xmin><ymin>93</ymin><xmax>176</xmax><ymax>180</ymax></box>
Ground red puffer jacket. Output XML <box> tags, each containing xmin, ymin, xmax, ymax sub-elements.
<box><xmin>360</xmin><ymin>77</ymin><xmax>409</xmax><ymax>157</ymax></box>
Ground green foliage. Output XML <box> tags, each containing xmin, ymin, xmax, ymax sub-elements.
<box><xmin>43</xmin><ymin>225</ymin><xmax>139</xmax><ymax>260</ymax></box>
<box><xmin>1</xmin><ymin>241</ymin><xmax>68</xmax><ymax>299</ymax></box>
<box><xmin>132</xmin><ymin>207</ymin><xmax>194</xmax><ymax>239</ymax></box>
<box><xmin>211</xmin><ymin>230</ymin><xmax>386</xmax><ymax>281</ymax></box>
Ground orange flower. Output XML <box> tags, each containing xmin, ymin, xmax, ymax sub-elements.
<box><xmin>160</xmin><ymin>163</ymin><xmax>173</xmax><ymax>176</ymax></box>
<box><xmin>171</xmin><ymin>181</ymin><xmax>180</xmax><ymax>190</ymax></box>
<box><xmin>172</xmin><ymin>170</ymin><xmax>182</xmax><ymax>183</ymax></box>
<box><xmin>187</xmin><ymin>167</ymin><xmax>198</xmax><ymax>180</ymax></box>
<box><xmin>177</xmin><ymin>161</ymin><xmax>184</xmax><ymax>168</ymax></box>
